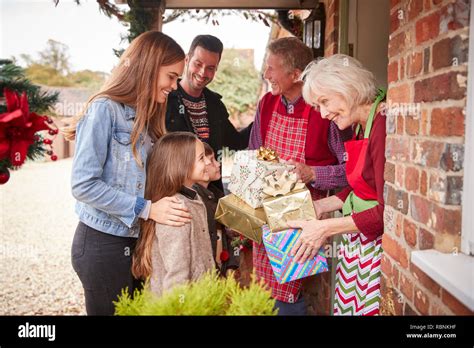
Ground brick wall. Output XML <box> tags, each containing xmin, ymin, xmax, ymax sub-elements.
<box><xmin>381</xmin><ymin>0</ymin><xmax>473</xmax><ymax>315</ymax></box>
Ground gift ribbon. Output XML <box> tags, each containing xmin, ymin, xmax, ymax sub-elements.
<box><xmin>262</xmin><ymin>170</ymin><xmax>305</xmax><ymax>197</ymax></box>
<box><xmin>256</xmin><ymin>146</ymin><xmax>279</xmax><ymax>162</ymax></box>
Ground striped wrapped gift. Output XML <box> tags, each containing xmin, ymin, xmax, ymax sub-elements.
<box><xmin>262</xmin><ymin>225</ymin><xmax>329</xmax><ymax>284</ymax></box>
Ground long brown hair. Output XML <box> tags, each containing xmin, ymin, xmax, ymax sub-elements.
<box><xmin>62</xmin><ymin>31</ymin><xmax>185</xmax><ymax>165</ymax></box>
<box><xmin>132</xmin><ymin>132</ymin><xmax>200</xmax><ymax>280</ymax></box>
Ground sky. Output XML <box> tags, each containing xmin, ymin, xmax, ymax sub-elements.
<box><xmin>0</xmin><ymin>0</ymin><xmax>272</xmax><ymax>73</ymax></box>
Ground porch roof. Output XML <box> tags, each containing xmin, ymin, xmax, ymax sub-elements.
<box><xmin>115</xmin><ymin>0</ymin><xmax>318</xmax><ymax>9</ymax></box>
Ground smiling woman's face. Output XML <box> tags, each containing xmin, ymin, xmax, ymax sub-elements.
<box><xmin>314</xmin><ymin>91</ymin><xmax>355</xmax><ymax>130</ymax></box>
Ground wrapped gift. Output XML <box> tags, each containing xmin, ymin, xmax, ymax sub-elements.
<box><xmin>215</xmin><ymin>194</ymin><xmax>267</xmax><ymax>243</ymax></box>
<box><xmin>262</xmin><ymin>171</ymin><xmax>316</xmax><ymax>232</ymax></box>
<box><xmin>228</xmin><ymin>147</ymin><xmax>293</xmax><ymax>209</ymax></box>
<box><xmin>262</xmin><ymin>225</ymin><xmax>328</xmax><ymax>284</ymax></box>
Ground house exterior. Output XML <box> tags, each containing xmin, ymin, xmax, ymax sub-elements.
<box><xmin>124</xmin><ymin>0</ymin><xmax>474</xmax><ymax>315</ymax></box>
<box><xmin>240</xmin><ymin>0</ymin><xmax>473</xmax><ymax>315</ymax></box>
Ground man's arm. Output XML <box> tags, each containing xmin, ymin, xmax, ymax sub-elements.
<box><xmin>311</xmin><ymin>122</ymin><xmax>352</xmax><ymax>190</ymax></box>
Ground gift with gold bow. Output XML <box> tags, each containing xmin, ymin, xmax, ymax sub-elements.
<box><xmin>262</xmin><ymin>170</ymin><xmax>316</xmax><ymax>232</ymax></box>
<box><xmin>228</xmin><ymin>149</ymin><xmax>294</xmax><ymax>209</ymax></box>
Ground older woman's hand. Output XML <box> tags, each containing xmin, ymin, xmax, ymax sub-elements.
<box><xmin>287</xmin><ymin>219</ymin><xmax>328</xmax><ymax>263</ymax></box>
<box><xmin>287</xmin><ymin>159</ymin><xmax>316</xmax><ymax>184</ymax></box>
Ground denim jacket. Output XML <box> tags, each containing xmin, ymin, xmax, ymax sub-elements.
<box><xmin>71</xmin><ymin>98</ymin><xmax>152</xmax><ymax>238</ymax></box>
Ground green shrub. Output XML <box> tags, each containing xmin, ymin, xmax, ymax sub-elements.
<box><xmin>113</xmin><ymin>271</ymin><xmax>277</xmax><ymax>316</ymax></box>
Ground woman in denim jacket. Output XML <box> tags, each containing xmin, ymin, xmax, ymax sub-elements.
<box><xmin>63</xmin><ymin>31</ymin><xmax>189</xmax><ymax>315</ymax></box>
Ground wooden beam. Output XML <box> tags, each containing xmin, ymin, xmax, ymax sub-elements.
<box><xmin>115</xmin><ymin>0</ymin><xmax>319</xmax><ymax>10</ymax></box>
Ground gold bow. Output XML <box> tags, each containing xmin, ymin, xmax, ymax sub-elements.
<box><xmin>263</xmin><ymin>170</ymin><xmax>305</xmax><ymax>197</ymax></box>
<box><xmin>256</xmin><ymin>146</ymin><xmax>279</xmax><ymax>162</ymax></box>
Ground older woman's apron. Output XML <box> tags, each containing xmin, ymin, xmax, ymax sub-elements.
<box><xmin>333</xmin><ymin>90</ymin><xmax>385</xmax><ymax>316</ymax></box>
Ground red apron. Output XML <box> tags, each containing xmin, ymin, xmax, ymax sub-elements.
<box><xmin>264</xmin><ymin>96</ymin><xmax>326</xmax><ymax>200</ymax></box>
<box><xmin>334</xmin><ymin>90</ymin><xmax>385</xmax><ymax>316</ymax></box>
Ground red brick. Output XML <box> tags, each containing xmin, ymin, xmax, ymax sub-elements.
<box><xmin>423</xmin><ymin>0</ymin><xmax>431</xmax><ymax>11</ymax></box>
<box><xmin>410</xmin><ymin>195</ymin><xmax>433</xmax><ymax>225</ymax></box>
<box><xmin>388</xmin><ymin>60</ymin><xmax>399</xmax><ymax>83</ymax></box>
<box><xmin>396</xmin><ymin>212</ymin><xmax>404</xmax><ymax>238</ymax></box>
<box><xmin>414</xmin><ymin>72</ymin><xmax>467</xmax><ymax>102</ymax></box>
<box><xmin>432</xmin><ymin>35</ymin><xmax>469</xmax><ymax>70</ymax></box>
<box><xmin>420</xmin><ymin>170</ymin><xmax>428</xmax><ymax>196</ymax></box>
<box><xmin>386</xmin><ymin>136</ymin><xmax>410</xmax><ymax>162</ymax></box>
<box><xmin>408</xmin><ymin>0</ymin><xmax>424</xmax><ymax>20</ymax></box>
<box><xmin>395</xmin><ymin>165</ymin><xmax>404</xmax><ymax>188</ymax></box>
<box><xmin>420</xmin><ymin>109</ymin><xmax>429</xmax><ymax>135</ymax></box>
<box><xmin>386</xmin><ymin>185</ymin><xmax>409</xmax><ymax>214</ymax></box>
<box><xmin>405</xmin><ymin>166</ymin><xmax>420</xmax><ymax>192</ymax></box>
<box><xmin>387</xmin><ymin>83</ymin><xmax>410</xmax><ymax>104</ymax></box>
<box><xmin>382</xmin><ymin>234</ymin><xmax>409</xmax><ymax>269</ymax></box>
<box><xmin>397</xmin><ymin>116</ymin><xmax>405</xmax><ymax>134</ymax></box>
<box><xmin>411</xmin><ymin>140</ymin><xmax>445</xmax><ymax>168</ymax></box>
<box><xmin>407</xmin><ymin>51</ymin><xmax>423</xmax><ymax>78</ymax></box>
<box><xmin>432</xmin><ymin>205</ymin><xmax>462</xmax><ymax>235</ymax></box>
<box><xmin>410</xmin><ymin>263</ymin><xmax>441</xmax><ymax>297</ymax></box>
<box><xmin>403</xmin><ymin>218</ymin><xmax>418</xmax><ymax>247</ymax></box>
<box><xmin>384</xmin><ymin>161</ymin><xmax>395</xmax><ymax>184</ymax></box>
<box><xmin>405</xmin><ymin>115</ymin><xmax>420</xmax><ymax>135</ymax></box>
<box><xmin>442</xmin><ymin>289</ymin><xmax>474</xmax><ymax>315</ymax></box>
<box><xmin>415</xmin><ymin>11</ymin><xmax>440</xmax><ymax>44</ymax></box>
<box><xmin>440</xmin><ymin>144</ymin><xmax>464</xmax><ymax>172</ymax></box>
<box><xmin>404</xmin><ymin>302</ymin><xmax>418</xmax><ymax>315</ymax></box>
<box><xmin>431</xmin><ymin>107</ymin><xmax>465</xmax><ymax>137</ymax></box>
<box><xmin>439</xmin><ymin>1</ymin><xmax>470</xmax><ymax>34</ymax></box>
<box><xmin>400</xmin><ymin>56</ymin><xmax>405</xmax><ymax>80</ymax></box>
<box><xmin>389</xmin><ymin>31</ymin><xmax>406</xmax><ymax>58</ymax></box>
<box><xmin>419</xmin><ymin>228</ymin><xmax>434</xmax><ymax>249</ymax></box>
<box><xmin>390</xmin><ymin>9</ymin><xmax>401</xmax><ymax>34</ymax></box>
<box><xmin>429</xmin><ymin>173</ymin><xmax>463</xmax><ymax>205</ymax></box>
<box><xmin>400</xmin><ymin>273</ymin><xmax>414</xmax><ymax>302</ymax></box>
<box><xmin>414</xmin><ymin>286</ymin><xmax>431</xmax><ymax>315</ymax></box>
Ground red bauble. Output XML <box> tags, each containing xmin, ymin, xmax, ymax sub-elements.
<box><xmin>220</xmin><ymin>250</ymin><xmax>230</xmax><ymax>262</ymax></box>
<box><xmin>0</xmin><ymin>168</ymin><xmax>10</xmax><ymax>185</ymax></box>
<box><xmin>43</xmin><ymin>138</ymin><xmax>52</xmax><ymax>145</ymax></box>
<box><xmin>51</xmin><ymin>155</ymin><xmax>58</xmax><ymax>161</ymax></box>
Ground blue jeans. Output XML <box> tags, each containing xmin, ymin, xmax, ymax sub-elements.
<box><xmin>275</xmin><ymin>296</ymin><xmax>307</xmax><ymax>316</ymax></box>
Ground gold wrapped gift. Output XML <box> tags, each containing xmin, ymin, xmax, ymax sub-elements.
<box><xmin>262</xmin><ymin>171</ymin><xmax>316</xmax><ymax>232</ymax></box>
<box><xmin>215</xmin><ymin>194</ymin><xmax>267</xmax><ymax>243</ymax></box>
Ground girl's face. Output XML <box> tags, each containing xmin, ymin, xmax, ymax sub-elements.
<box><xmin>315</xmin><ymin>91</ymin><xmax>354</xmax><ymax>130</ymax></box>
<box><xmin>156</xmin><ymin>60</ymin><xmax>185</xmax><ymax>103</ymax></box>
<box><xmin>188</xmin><ymin>140</ymin><xmax>211</xmax><ymax>185</ymax></box>
<box><xmin>205</xmin><ymin>153</ymin><xmax>221</xmax><ymax>182</ymax></box>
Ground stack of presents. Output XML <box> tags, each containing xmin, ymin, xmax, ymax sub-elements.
<box><xmin>215</xmin><ymin>147</ymin><xmax>329</xmax><ymax>284</ymax></box>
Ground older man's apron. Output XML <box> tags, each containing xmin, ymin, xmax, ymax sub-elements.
<box><xmin>333</xmin><ymin>91</ymin><xmax>385</xmax><ymax>316</ymax></box>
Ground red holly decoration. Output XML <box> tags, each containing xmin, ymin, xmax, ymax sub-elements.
<box><xmin>0</xmin><ymin>89</ymin><xmax>53</xmax><ymax>167</ymax></box>
<box><xmin>0</xmin><ymin>168</ymin><xmax>10</xmax><ymax>184</ymax></box>
<box><xmin>220</xmin><ymin>250</ymin><xmax>230</xmax><ymax>262</ymax></box>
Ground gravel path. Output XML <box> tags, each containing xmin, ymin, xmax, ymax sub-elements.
<box><xmin>0</xmin><ymin>158</ymin><xmax>86</xmax><ymax>315</ymax></box>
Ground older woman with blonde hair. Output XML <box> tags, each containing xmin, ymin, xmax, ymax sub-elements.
<box><xmin>289</xmin><ymin>54</ymin><xmax>387</xmax><ymax>316</ymax></box>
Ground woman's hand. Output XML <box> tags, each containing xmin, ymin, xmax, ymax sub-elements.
<box><xmin>313</xmin><ymin>195</ymin><xmax>345</xmax><ymax>218</ymax></box>
<box><xmin>287</xmin><ymin>159</ymin><xmax>316</xmax><ymax>184</ymax></box>
<box><xmin>148</xmin><ymin>196</ymin><xmax>192</xmax><ymax>226</ymax></box>
<box><xmin>287</xmin><ymin>219</ymin><xmax>329</xmax><ymax>263</ymax></box>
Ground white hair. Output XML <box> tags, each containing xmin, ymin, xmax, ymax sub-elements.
<box><xmin>301</xmin><ymin>54</ymin><xmax>378</xmax><ymax>109</ymax></box>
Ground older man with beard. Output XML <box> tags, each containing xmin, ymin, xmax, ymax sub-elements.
<box><xmin>248</xmin><ymin>37</ymin><xmax>352</xmax><ymax>315</ymax></box>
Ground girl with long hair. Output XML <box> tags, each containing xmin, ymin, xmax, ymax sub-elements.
<box><xmin>132</xmin><ymin>132</ymin><xmax>215</xmax><ymax>296</ymax></box>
